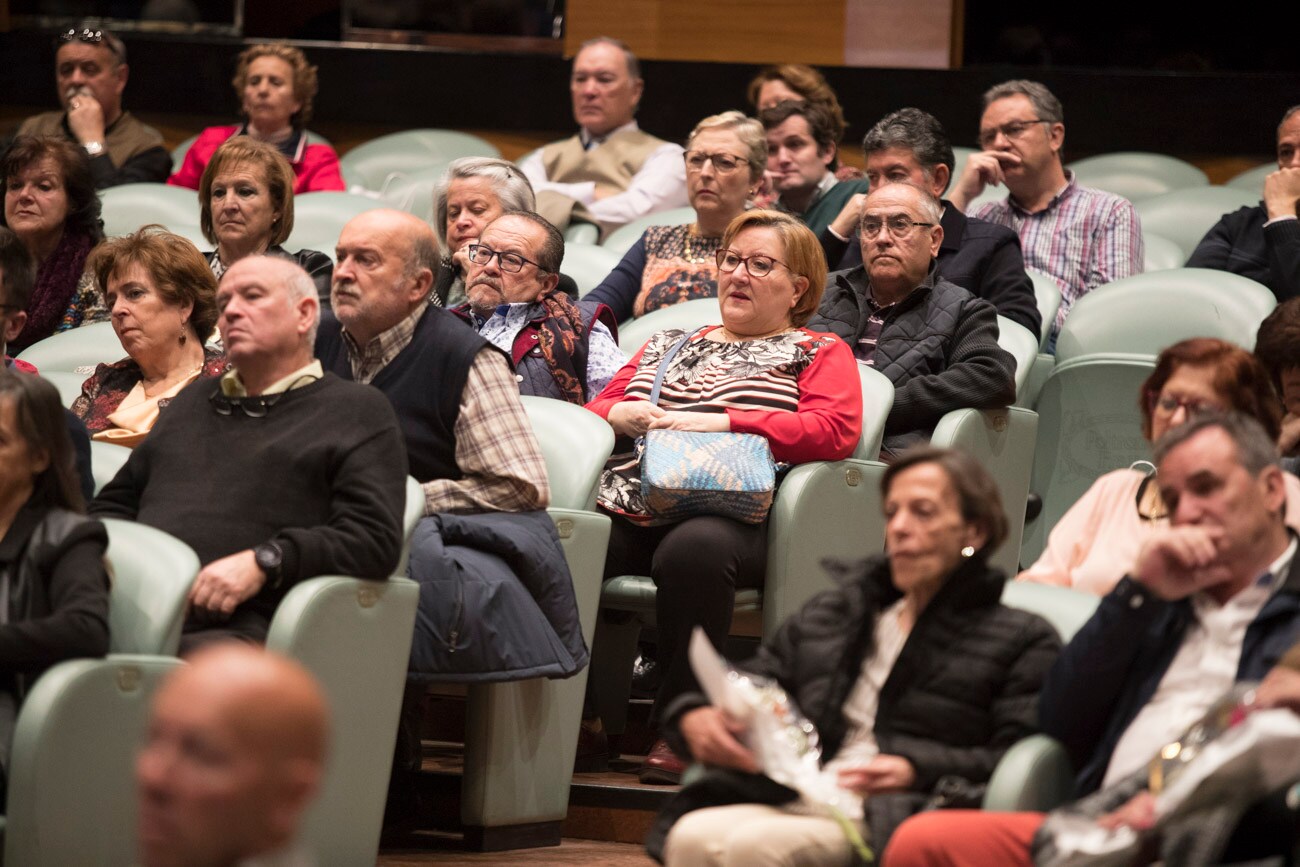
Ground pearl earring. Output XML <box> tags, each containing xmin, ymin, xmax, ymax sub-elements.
<box><xmin>961</xmin><ymin>545</ymin><xmax>975</xmax><ymax>558</ymax></box>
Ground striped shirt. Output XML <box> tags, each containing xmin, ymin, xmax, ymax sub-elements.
<box><xmin>971</xmin><ymin>171</ymin><xmax>1143</xmax><ymax>336</ymax></box>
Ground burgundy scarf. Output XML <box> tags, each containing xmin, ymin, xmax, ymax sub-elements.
<box><xmin>12</xmin><ymin>230</ymin><xmax>95</xmax><ymax>354</ymax></box>
<box><xmin>535</xmin><ymin>288</ymin><xmax>591</xmax><ymax>404</ymax></box>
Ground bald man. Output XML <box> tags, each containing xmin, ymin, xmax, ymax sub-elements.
<box><xmin>93</xmin><ymin>256</ymin><xmax>407</xmax><ymax>650</ymax></box>
<box><xmin>137</xmin><ymin>645</ymin><xmax>328</xmax><ymax>867</ymax></box>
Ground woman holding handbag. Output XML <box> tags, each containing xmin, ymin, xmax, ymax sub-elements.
<box><xmin>586</xmin><ymin>209</ymin><xmax>862</xmax><ymax>784</ymax></box>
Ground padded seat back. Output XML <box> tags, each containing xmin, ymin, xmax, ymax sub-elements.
<box><xmin>1066</xmin><ymin>152</ymin><xmax>1208</xmax><ymax>200</ymax></box>
<box><xmin>284</xmin><ymin>192</ymin><xmax>386</xmax><ymax>259</ymax></box>
<box><xmin>1135</xmin><ymin>186</ymin><xmax>1258</xmax><ymax>258</ymax></box>
<box><xmin>15</xmin><ymin>321</ymin><xmax>124</xmax><ymax>374</ymax></box>
<box><xmin>1027</xmin><ymin>269</ymin><xmax>1061</xmax><ymax>348</ymax></box>
<box><xmin>998</xmin><ymin>315</ymin><xmax>1042</xmax><ymax>401</ymax></box>
<box><xmin>616</xmin><ymin>297</ymin><xmax>720</xmax><ymax>352</ymax></box>
<box><xmin>100</xmin><ymin>182</ymin><xmax>202</xmax><ymax>238</ymax></box>
<box><xmin>565</xmin><ymin>243</ymin><xmax>623</xmax><ymax>297</ymax></box>
<box><xmin>341</xmin><ymin>130</ymin><xmax>499</xmax><ymax>192</ymax></box>
<box><xmin>102</xmin><ymin>518</ymin><xmax>199</xmax><ymax>655</ymax></box>
<box><xmin>1001</xmin><ymin>580</ymin><xmax>1100</xmax><ymax>643</ymax></box>
<box><xmin>519</xmin><ymin>396</ymin><xmax>615</xmax><ymax>511</ymax></box>
<box><xmin>1143</xmin><ymin>232</ymin><xmax>1187</xmax><ymax>271</ymax></box>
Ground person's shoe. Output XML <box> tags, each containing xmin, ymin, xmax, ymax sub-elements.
<box><xmin>638</xmin><ymin>738</ymin><xmax>686</xmax><ymax>785</ymax></box>
<box><xmin>574</xmin><ymin>719</ymin><xmax>611</xmax><ymax>773</ymax></box>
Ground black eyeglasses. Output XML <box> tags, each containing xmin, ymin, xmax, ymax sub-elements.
<box><xmin>467</xmin><ymin>244</ymin><xmax>547</xmax><ymax>275</ymax></box>
<box><xmin>209</xmin><ymin>375</ymin><xmax>314</xmax><ymax>418</ymax></box>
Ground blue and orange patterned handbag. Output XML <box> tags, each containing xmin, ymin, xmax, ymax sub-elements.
<box><xmin>638</xmin><ymin>329</ymin><xmax>776</xmax><ymax>524</ymax></box>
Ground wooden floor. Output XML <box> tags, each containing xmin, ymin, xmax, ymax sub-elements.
<box><xmin>378</xmin><ymin>838</ymin><xmax>657</xmax><ymax>866</ymax></box>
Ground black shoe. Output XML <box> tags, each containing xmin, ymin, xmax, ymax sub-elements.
<box><xmin>574</xmin><ymin>721</ymin><xmax>611</xmax><ymax>773</ymax></box>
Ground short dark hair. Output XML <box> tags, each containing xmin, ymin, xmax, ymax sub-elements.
<box><xmin>759</xmin><ymin>100</ymin><xmax>840</xmax><ymax>171</ymax></box>
<box><xmin>1140</xmin><ymin>338</ymin><xmax>1282</xmax><ymax>442</ymax></box>
<box><xmin>1153</xmin><ymin>411</ymin><xmax>1280</xmax><ymax>478</ymax></box>
<box><xmin>1</xmin><ymin>136</ymin><xmax>103</xmax><ymax>243</ymax></box>
<box><xmin>862</xmin><ymin>108</ymin><xmax>956</xmax><ymax>193</ymax></box>
<box><xmin>1254</xmin><ymin>298</ymin><xmax>1300</xmax><ymax>401</ymax></box>
<box><xmin>0</xmin><ymin>227</ymin><xmax>36</xmax><ymax>310</ymax></box>
<box><xmin>881</xmin><ymin>446</ymin><xmax>1010</xmax><ymax>559</ymax></box>
<box><xmin>0</xmin><ymin>369</ymin><xmax>84</xmax><ymax>512</ymax></box>
<box><xmin>492</xmin><ymin>210</ymin><xmax>564</xmax><ymax>275</ymax></box>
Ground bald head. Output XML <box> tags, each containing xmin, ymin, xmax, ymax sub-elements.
<box><xmin>332</xmin><ymin>209</ymin><xmax>439</xmax><ymax>345</ymax></box>
<box><xmin>137</xmin><ymin>646</ymin><xmax>329</xmax><ymax>867</ymax></box>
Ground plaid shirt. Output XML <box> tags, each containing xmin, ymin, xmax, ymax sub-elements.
<box><xmin>972</xmin><ymin>171</ymin><xmax>1143</xmax><ymax>336</ymax></box>
<box><xmin>340</xmin><ymin>302</ymin><xmax>550</xmax><ymax>515</ymax></box>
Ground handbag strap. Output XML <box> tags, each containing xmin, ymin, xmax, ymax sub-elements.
<box><xmin>647</xmin><ymin>326</ymin><xmax>708</xmax><ymax>407</ymax></box>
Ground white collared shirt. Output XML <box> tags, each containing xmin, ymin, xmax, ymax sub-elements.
<box><xmin>1101</xmin><ymin>537</ymin><xmax>1298</xmax><ymax>787</ymax></box>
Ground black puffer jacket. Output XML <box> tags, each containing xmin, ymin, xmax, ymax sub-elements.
<box><xmin>650</xmin><ymin>554</ymin><xmax>1062</xmax><ymax>860</ymax></box>
<box><xmin>808</xmin><ymin>266</ymin><xmax>1017</xmax><ymax>455</ymax></box>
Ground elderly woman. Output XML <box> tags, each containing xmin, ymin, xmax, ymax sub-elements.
<box><xmin>586</xmin><ymin>112</ymin><xmax>766</xmax><ymax>323</ymax></box>
<box><xmin>1254</xmin><ymin>298</ymin><xmax>1300</xmax><ymax>470</ymax></box>
<box><xmin>651</xmin><ymin>447</ymin><xmax>1060</xmax><ymax>865</ymax></box>
<box><xmin>0</xmin><ymin>370</ymin><xmax>110</xmax><ymax>781</ymax></box>
<box><xmin>1</xmin><ymin>135</ymin><xmax>106</xmax><ymax>353</ymax></box>
<box><xmin>71</xmin><ymin>227</ymin><xmax>225</xmax><ymax>447</ymax></box>
<box><xmin>586</xmin><ymin>210</ymin><xmax>862</xmax><ymax>783</ymax></box>
<box><xmin>1019</xmin><ymin>337</ymin><xmax>1300</xmax><ymax>594</ymax></box>
<box><xmin>168</xmin><ymin>43</ymin><xmax>344</xmax><ymax>194</ymax></box>
<box><xmin>197</xmin><ymin>138</ymin><xmax>333</xmax><ymax>302</ymax></box>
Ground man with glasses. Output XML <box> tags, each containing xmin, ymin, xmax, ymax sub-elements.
<box><xmin>948</xmin><ymin>79</ymin><xmax>1143</xmax><ymax>344</ymax></box>
<box><xmin>1189</xmin><ymin>105</ymin><xmax>1300</xmax><ymax>302</ymax></box>
<box><xmin>93</xmin><ymin>255</ymin><xmax>408</xmax><ymax>652</ymax></box>
<box><xmin>449</xmin><ymin>211</ymin><xmax>623</xmax><ymax>402</ymax></box>
<box><xmin>809</xmin><ymin>183</ymin><xmax>1015</xmax><ymax>456</ymax></box>
<box><xmin>14</xmin><ymin>27</ymin><xmax>170</xmax><ymax>188</ymax></box>
<box><xmin>821</xmin><ymin>108</ymin><xmax>1040</xmax><ymax>336</ymax></box>
<box><xmin>518</xmin><ymin>37</ymin><xmax>687</xmax><ymax>235</ymax></box>
<box><xmin>761</xmin><ymin>100</ymin><xmax>869</xmax><ymax>243</ymax></box>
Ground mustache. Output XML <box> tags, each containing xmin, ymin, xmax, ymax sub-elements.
<box><xmin>469</xmin><ymin>275</ymin><xmax>503</xmax><ymax>291</ymax></box>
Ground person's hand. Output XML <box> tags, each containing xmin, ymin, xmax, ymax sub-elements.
<box><xmin>679</xmin><ymin>706</ymin><xmax>759</xmax><ymax>773</ymax></box>
<box><xmin>1264</xmin><ymin>167</ymin><xmax>1300</xmax><ymax>220</ymax></box>
<box><xmin>1279</xmin><ymin>413</ymin><xmax>1300</xmax><ymax>456</ymax></box>
<box><xmin>66</xmin><ymin>88</ymin><xmax>106</xmax><ymax>147</ymax></box>
<box><xmin>647</xmin><ymin>411</ymin><xmax>731</xmax><ymax>433</ymax></box>
<box><xmin>1254</xmin><ymin>667</ymin><xmax>1300</xmax><ymax>713</ymax></box>
<box><xmin>188</xmin><ymin>550</ymin><xmax>266</xmax><ymax>618</ymax></box>
<box><xmin>837</xmin><ymin>754</ymin><xmax>917</xmax><ymax>795</ymax></box>
<box><xmin>1097</xmin><ymin>790</ymin><xmax>1157</xmax><ymax>832</ymax></box>
<box><xmin>607</xmin><ymin>400</ymin><xmax>666</xmax><ymax>437</ymax></box>
<box><xmin>1133</xmin><ymin>525</ymin><xmax>1231</xmax><ymax>600</ymax></box>
<box><xmin>829</xmin><ymin>193</ymin><xmax>867</xmax><ymax>240</ymax></box>
<box><xmin>451</xmin><ymin>240</ymin><xmax>475</xmax><ymax>275</ymax></box>
<box><xmin>949</xmin><ymin>151</ymin><xmax>1021</xmax><ymax>209</ymax></box>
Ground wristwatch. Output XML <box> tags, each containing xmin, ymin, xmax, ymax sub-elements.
<box><xmin>83</xmin><ymin>141</ymin><xmax>105</xmax><ymax>157</ymax></box>
<box><xmin>254</xmin><ymin>541</ymin><xmax>284</xmax><ymax>587</ymax></box>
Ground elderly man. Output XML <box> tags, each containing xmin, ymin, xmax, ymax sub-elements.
<box><xmin>887</xmin><ymin>413</ymin><xmax>1300</xmax><ymax>866</ymax></box>
<box><xmin>517</xmin><ymin>37</ymin><xmax>687</xmax><ymax>234</ymax></box>
<box><xmin>821</xmin><ymin>108</ymin><xmax>1040</xmax><ymax>336</ymax></box>
<box><xmin>1189</xmin><ymin>106</ymin><xmax>1300</xmax><ymax>302</ymax></box>
<box><xmin>92</xmin><ymin>256</ymin><xmax>407</xmax><ymax>651</ymax></box>
<box><xmin>808</xmin><ymin>183</ymin><xmax>1016</xmax><ymax>456</ymax></box>
<box><xmin>15</xmin><ymin>27</ymin><xmax>169</xmax><ymax>188</ymax></box>
<box><xmin>448</xmin><ymin>211</ymin><xmax>622</xmax><ymax>403</ymax></box>
<box><xmin>948</xmin><ymin>79</ymin><xmax>1143</xmax><ymax>342</ymax></box>
<box><xmin>761</xmin><ymin>100</ymin><xmax>869</xmax><ymax>241</ymax></box>
<box><xmin>316</xmin><ymin>209</ymin><xmax>586</xmax><ymax>682</ymax></box>
<box><xmin>137</xmin><ymin>644</ymin><xmax>329</xmax><ymax>867</ymax></box>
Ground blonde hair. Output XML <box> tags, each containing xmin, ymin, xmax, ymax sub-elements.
<box><xmin>687</xmin><ymin>111</ymin><xmax>767</xmax><ymax>184</ymax></box>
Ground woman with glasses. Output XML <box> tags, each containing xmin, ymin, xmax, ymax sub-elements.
<box><xmin>586</xmin><ymin>209</ymin><xmax>862</xmax><ymax>784</ymax></box>
<box><xmin>1018</xmin><ymin>337</ymin><xmax>1300</xmax><ymax>594</ymax></box>
<box><xmin>585</xmin><ymin>112</ymin><xmax>767</xmax><ymax>323</ymax></box>
<box><xmin>0</xmin><ymin>135</ymin><xmax>106</xmax><ymax>354</ymax></box>
<box><xmin>169</xmin><ymin>43</ymin><xmax>344</xmax><ymax>195</ymax></box>
<box><xmin>71</xmin><ymin>226</ymin><xmax>226</xmax><ymax>447</ymax></box>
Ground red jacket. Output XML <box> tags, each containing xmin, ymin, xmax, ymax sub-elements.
<box><xmin>167</xmin><ymin>125</ymin><xmax>346</xmax><ymax>194</ymax></box>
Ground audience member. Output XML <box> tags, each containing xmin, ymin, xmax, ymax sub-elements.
<box><xmin>587</xmin><ymin>210</ymin><xmax>861</xmax><ymax>784</ymax></box>
<box><xmin>822</xmin><ymin>108</ymin><xmax>1041</xmax><ymax>335</ymax></box>
<box><xmin>586</xmin><ymin>112</ymin><xmax>766</xmax><ymax>322</ymax></box>
<box><xmin>886</xmin><ymin>413</ymin><xmax>1300</xmax><ymax>867</ymax></box>
<box><xmin>1189</xmin><ymin>105</ymin><xmax>1300</xmax><ymax>302</ymax></box>
<box><xmin>0</xmin><ymin>369</ymin><xmax>109</xmax><ymax>790</ymax></box>
<box><xmin>197</xmin><ymin>137</ymin><xmax>333</xmax><ymax>303</ymax></box>
<box><xmin>1255</xmin><ymin>298</ymin><xmax>1300</xmax><ymax>469</ymax></box>
<box><xmin>449</xmin><ymin>211</ymin><xmax>622</xmax><ymax>403</ymax></box>
<box><xmin>15</xmin><ymin>26</ymin><xmax>169</xmax><ymax>188</ymax></box>
<box><xmin>650</xmin><ymin>448</ymin><xmax>1060</xmax><ymax>864</ymax></box>
<box><xmin>518</xmin><ymin>37</ymin><xmax>687</xmax><ymax>234</ymax></box>
<box><xmin>760</xmin><ymin>101</ymin><xmax>868</xmax><ymax>241</ymax></box>
<box><xmin>169</xmin><ymin>43</ymin><xmax>345</xmax><ymax>194</ymax></box>
<box><xmin>92</xmin><ymin>256</ymin><xmax>406</xmax><ymax>652</ymax></box>
<box><xmin>73</xmin><ymin>227</ymin><xmax>227</xmax><ymax>447</ymax></box>
<box><xmin>948</xmin><ymin>79</ymin><xmax>1143</xmax><ymax>342</ymax></box>
<box><xmin>136</xmin><ymin>644</ymin><xmax>328</xmax><ymax>867</ymax></box>
<box><xmin>808</xmin><ymin>183</ymin><xmax>1016</xmax><ymax>456</ymax></box>
<box><xmin>1</xmin><ymin>135</ymin><xmax>106</xmax><ymax>353</ymax></box>
<box><xmin>0</xmin><ymin>228</ymin><xmax>94</xmax><ymax>498</ymax></box>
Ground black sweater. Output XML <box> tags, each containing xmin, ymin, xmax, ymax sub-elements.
<box><xmin>1188</xmin><ymin>203</ymin><xmax>1300</xmax><ymax>302</ymax></box>
<box><xmin>91</xmin><ymin>373</ymin><xmax>408</xmax><ymax>618</ymax></box>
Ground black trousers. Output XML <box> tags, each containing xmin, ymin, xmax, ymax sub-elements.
<box><xmin>603</xmin><ymin>513</ymin><xmax>768</xmax><ymax>723</ymax></box>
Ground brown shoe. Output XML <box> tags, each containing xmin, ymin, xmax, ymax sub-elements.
<box><xmin>638</xmin><ymin>738</ymin><xmax>686</xmax><ymax>785</ymax></box>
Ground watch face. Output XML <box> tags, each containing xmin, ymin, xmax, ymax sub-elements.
<box><xmin>84</xmin><ymin>142</ymin><xmax>104</xmax><ymax>155</ymax></box>
<box><xmin>256</xmin><ymin>543</ymin><xmax>282</xmax><ymax>572</ymax></box>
